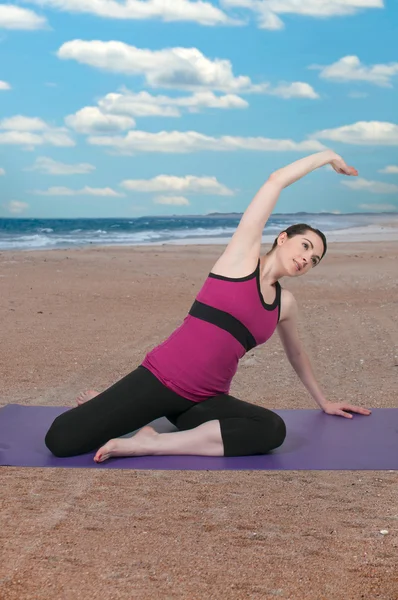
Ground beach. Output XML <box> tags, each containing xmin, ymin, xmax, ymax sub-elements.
<box><xmin>0</xmin><ymin>236</ymin><xmax>397</xmax><ymax>600</ymax></box>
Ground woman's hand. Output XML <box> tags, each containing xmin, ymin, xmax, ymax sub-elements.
<box><xmin>330</xmin><ymin>154</ymin><xmax>358</xmax><ymax>176</ymax></box>
<box><xmin>267</xmin><ymin>150</ymin><xmax>357</xmax><ymax>190</ymax></box>
<box><xmin>322</xmin><ymin>401</ymin><xmax>372</xmax><ymax>419</ymax></box>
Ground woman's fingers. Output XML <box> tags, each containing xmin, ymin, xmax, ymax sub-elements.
<box><xmin>335</xmin><ymin>166</ymin><xmax>357</xmax><ymax>176</ymax></box>
<box><xmin>346</xmin><ymin>166</ymin><xmax>358</xmax><ymax>176</ymax></box>
<box><xmin>340</xmin><ymin>411</ymin><xmax>353</xmax><ymax>419</ymax></box>
<box><xmin>325</xmin><ymin>402</ymin><xmax>372</xmax><ymax>418</ymax></box>
<box><xmin>351</xmin><ymin>406</ymin><xmax>372</xmax><ymax>415</ymax></box>
<box><xmin>343</xmin><ymin>405</ymin><xmax>372</xmax><ymax>416</ymax></box>
<box><xmin>331</xmin><ymin>160</ymin><xmax>358</xmax><ymax>176</ymax></box>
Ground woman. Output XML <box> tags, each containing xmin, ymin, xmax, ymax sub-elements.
<box><xmin>45</xmin><ymin>149</ymin><xmax>371</xmax><ymax>463</ymax></box>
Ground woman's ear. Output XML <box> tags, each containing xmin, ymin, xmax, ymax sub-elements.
<box><xmin>277</xmin><ymin>232</ymin><xmax>288</xmax><ymax>246</ymax></box>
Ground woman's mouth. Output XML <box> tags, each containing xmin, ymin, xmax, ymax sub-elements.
<box><xmin>293</xmin><ymin>259</ymin><xmax>301</xmax><ymax>272</ymax></box>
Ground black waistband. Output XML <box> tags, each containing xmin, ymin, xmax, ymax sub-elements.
<box><xmin>188</xmin><ymin>300</ymin><xmax>257</xmax><ymax>352</ymax></box>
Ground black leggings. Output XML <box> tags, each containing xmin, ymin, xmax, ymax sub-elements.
<box><xmin>45</xmin><ymin>365</ymin><xmax>286</xmax><ymax>458</ymax></box>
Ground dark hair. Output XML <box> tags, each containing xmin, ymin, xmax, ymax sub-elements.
<box><xmin>268</xmin><ymin>223</ymin><xmax>327</xmax><ymax>260</ymax></box>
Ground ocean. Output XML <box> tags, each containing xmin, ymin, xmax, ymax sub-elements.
<box><xmin>0</xmin><ymin>212</ymin><xmax>396</xmax><ymax>252</ymax></box>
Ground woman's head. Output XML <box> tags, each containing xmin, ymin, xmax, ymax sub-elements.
<box><xmin>267</xmin><ymin>223</ymin><xmax>327</xmax><ymax>277</ymax></box>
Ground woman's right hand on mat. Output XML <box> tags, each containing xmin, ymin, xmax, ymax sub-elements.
<box><xmin>322</xmin><ymin>401</ymin><xmax>372</xmax><ymax>419</ymax></box>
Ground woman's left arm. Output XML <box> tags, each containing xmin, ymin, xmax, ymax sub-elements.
<box><xmin>277</xmin><ymin>292</ymin><xmax>371</xmax><ymax>418</ymax></box>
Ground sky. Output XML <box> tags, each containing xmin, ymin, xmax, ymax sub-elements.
<box><xmin>0</xmin><ymin>0</ymin><xmax>397</xmax><ymax>219</ymax></box>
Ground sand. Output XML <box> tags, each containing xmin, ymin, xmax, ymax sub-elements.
<box><xmin>0</xmin><ymin>240</ymin><xmax>397</xmax><ymax>600</ymax></box>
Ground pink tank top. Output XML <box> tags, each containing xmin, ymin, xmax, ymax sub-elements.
<box><xmin>141</xmin><ymin>259</ymin><xmax>281</xmax><ymax>402</ymax></box>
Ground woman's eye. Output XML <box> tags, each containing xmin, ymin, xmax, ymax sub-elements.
<box><xmin>303</xmin><ymin>242</ymin><xmax>308</xmax><ymax>249</ymax></box>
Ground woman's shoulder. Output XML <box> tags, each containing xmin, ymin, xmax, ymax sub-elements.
<box><xmin>279</xmin><ymin>288</ymin><xmax>298</xmax><ymax>323</ymax></box>
<box><xmin>209</xmin><ymin>249</ymin><xmax>259</xmax><ymax>279</ymax></box>
<box><xmin>280</xmin><ymin>287</ymin><xmax>295</xmax><ymax>302</ymax></box>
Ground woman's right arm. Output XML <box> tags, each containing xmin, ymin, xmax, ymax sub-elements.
<box><xmin>268</xmin><ymin>149</ymin><xmax>357</xmax><ymax>189</ymax></box>
<box><xmin>223</xmin><ymin>150</ymin><xmax>356</xmax><ymax>262</ymax></box>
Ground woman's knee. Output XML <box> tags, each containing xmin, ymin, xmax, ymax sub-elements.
<box><xmin>45</xmin><ymin>414</ymin><xmax>80</xmax><ymax>457</ymax></box>
<box><xmin>246</xmin><ymin>411</ymin><xmax>287</xmax><ymax>455</ymax></box>
<box><xmin>267</xmin><ymin>412</ymin><xmax>286</xmax><ymax>450</ymax></box>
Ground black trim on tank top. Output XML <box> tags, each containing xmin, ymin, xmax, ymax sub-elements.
<box><xmin>209</xmin><ymin>259</ymin><xmax>281</xmax><ymax>315</ymax></box>
<box><xmin>277</xmin><ymin>293</ymin><xmax>281</xmax><ymax>323</ymax></box>
<box><xmin>208</xmin><ymin>261</ymin><xmax>258</xmax><ymax>282</ymax></box>
<box><xmin>188</xmin><ymin>300</ymin><xmax>257</xmax><ymax>352</ymax></box>
<box><xmin>256</xmin><ymin>275</ymin><xmax>281</xmax><ymax>312</ymax></box>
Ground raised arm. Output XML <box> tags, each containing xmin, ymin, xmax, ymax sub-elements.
<box><xmin>223</xmin><ymin>149</ymin><xmax>357</xmax><ymax>262</ymax></box>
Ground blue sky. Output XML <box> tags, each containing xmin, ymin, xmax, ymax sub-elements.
<box><xmin>0</xmin><ymin>0</ymin><xmax>397</xmax><ymax>218</ymax></box>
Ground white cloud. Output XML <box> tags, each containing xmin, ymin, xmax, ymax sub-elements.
<box><xmin>31</xmin><ymin>186</ymin><xmax>124</xmax><ymax>196</ymax></box>
<box><xmin>266</xmin><ymin>82</ymin><xmax>319</xmax><ymax>99</ymax></box>
<box><xmin>100</xmin><ymin>92</ymin><xmax>179</xmax><ymax>118</ymax></box>
<box><xmin>310</xmin><ymin>55</ymin><xmax>398</xmax><ymax>87</ymax></box>
<box><xmin>0</xmin><ymin>115</ymin><xmax>75</xmax><ymax>148</ymax></box>
<box><xmin>0</xmin><ymin>131</ymin><xmax>44</xmax><ymax>148</ymax></box>
<box><xmin>221</xmin><ymin>1</ymin><xmax>285</xmax><ymax>30</ymax></box>
<box><xmin>154</xmin><ymin>195</ymin><xmax>190</xmax><ymax>206</ymax></box>
<box><xmin>0</xmin><ymin>167</ymin><xmax>5</xmax><ymax>175</ymax></box>
<box><xmin>22</xmin><ymin>0</ymin><xmax>240</xmax><ymax>25</ymax></box>
<box><xmin>89</xmin><ymin>129</ymin><xmax>327</xmax><ymax>155</ymax></box>
<box><xmin>221</xmin><ymin>0</ymin><xmax>383</xmax><ymax>29</ymax></box>
<box><xmin>1</xmin><ymin>200</ymin><xmax>29</xmax><ymax>214</ymax></box>
<box><xmin>25</xmin><ymin>156</ymin><xmax>96</xmax><ymax>174</ymax></box>
<box><xmin>65</xmin><ymin>106</ymin><xmax>136</xmax><ymax>134</ymax></box>
<box><xmin>121</xmin><ymin>175</ymin><xmax>234</xmax><ymax>195</ymax></box>
<box><xmin>0</xmin><ymin>130</ymin><xmax>74</xmax><ymax>148</ymax></box>
<box><xmin>57</xmin><ymin>41</ymin><xmax>318</xmax><ymax>97</ymax></box>
<box><xmin>0</xmin><ymin>80</ymin><xmax>11</xmax><ymax>90</ymax></box>
<box><xmin>0</xmin><ymin>4</ymin><xmax>47</xmax><ymax>30</ymax></box>
<box><xmin>0</xmin><ymin>115</ymin><xmax>48</xmax><ymax>131</ymax></box>
<box><xmin>64</xmin><ymin>91</ymin><xmax>248</xmax><ymax>137</ymax></box>
<box><xmin>311</xmin><ymin>121</ymin><xmax>398</xmax><ymax>145</ymax></box>
<box><xmin>358</xmin><ymin>203</ymin><xmax>397</xmax><ymax>211</ymax></box>
<box><xmin>98</xmin><ymin>89</ymin><xmax>248</xmax><ymax>117</ymax></box>
<box><xmin>255</xmin><ymin>8</ymin><xmax>284</xmax><ymax>30</ymax></box>
<box><xmin>170</xmin><ymin>91</ymin><xmax>249</xmax><ymax>108</ymax></box>
<box><xmin>57</xmin><ymin>41</ymin><xmax>261</xmax><ymax>92</ymax></box>
<box><xmin>378</xmin><ymin>165</ymin><xmax>398</xmax><ymax>174</ymax></box>
<box><xmin>37</xmin><ymin>129</ymin><xmax>75</xmax><ymax>147</ymax></box>
<box><xmin>341</xmin><ymin>177</ymin><xmax>398</xmax><ymax>194</ymax></box>
<box><xmin>69</xmin><ymin>83</ymin><xmax>315</xmax><ymax>133</ymax></box>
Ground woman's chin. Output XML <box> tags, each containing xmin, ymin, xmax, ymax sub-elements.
<box><xmin>281</xmin><ymin>261</ymin><xmax>301</xmax><ymax>278</ymax></box>
<box><xmin>288</xmin><ymin>262</ymin><xmax>300</xmax><ymax>277</ymax></box>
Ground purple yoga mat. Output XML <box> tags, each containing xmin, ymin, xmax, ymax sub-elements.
<box><xmin>0</xmin><ymin>404</ymin><xmax>397</xmax><ymax>470</ymax></box>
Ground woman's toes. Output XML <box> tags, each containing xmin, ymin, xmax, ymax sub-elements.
<box><xmin>76</xmin><ymin>390</ymin><xmax>100</xmax><ymax>405</ymax></box>
<box><xmin>93</xmin><ymin>428</ymin><xmax>159</xmax><ymax>464</ymax></box>
<box><xmin>94</xmin><ymin>439</ymin><xmax>116</xmax><ymax>463</ymax></box>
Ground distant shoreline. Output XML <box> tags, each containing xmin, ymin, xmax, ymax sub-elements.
<box><xmin>1</xmin><ymin>213</ymin><xmax>397</xmax><ymax>253</ymax></box>
<box><xmin>1</xmin><ymin>224</ymin><xmax>396</xmax><ymax>254</ymax></box>
<box><xmin>1</xmin><ymin>211</ymin><xmax>398</xmax><ymax>220</ymax></box>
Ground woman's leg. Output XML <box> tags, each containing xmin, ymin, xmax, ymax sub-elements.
<box><xmin>99</xmin><ymin>394</ymin><xmax>286</xmax><ymax>460</ymax></box>
<box><xmin>96</xmin><ymin>394</ymin><xmax>286</xmax><ymax>461</ymax></box>
<box><xmin>95</xmin><ymin>419</ymin><xmax>224</xmax><ymax>462</ymax></box>
<box><xmin>44</xmin><ymin>365</ymin><xmax>195</xmax><ymax>457</ymax></box>
<box><xmin>169</xmin><ymin>394</ymin><xmax>286</xmax><ymax>456</ymax></box>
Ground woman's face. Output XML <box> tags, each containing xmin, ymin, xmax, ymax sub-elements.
<box><xmin>278</xmin><ymin>230</ymin><xmax>325</xmax><ymax>277</ymax></box>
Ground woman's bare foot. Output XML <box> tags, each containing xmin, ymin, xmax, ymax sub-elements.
<box><xmin>76</xmin><ymin>390</ymin><xmax>100</xmax><ymax>406</ymax></box>
<box><xmin>94</xmin><ymin>426</ymin><xmax>159</xmax><ymax>463</ymax></box>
